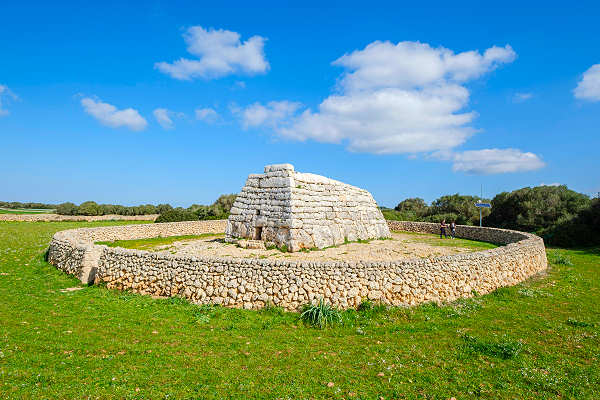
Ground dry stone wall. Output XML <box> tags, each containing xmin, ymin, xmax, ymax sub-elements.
<box><xmin>226</xmin><ymin>164</ymin><xmax>390</xmax><ymax>251</ymax></box>
<box><xmin>48</xmin><ymin>220</ymin><xmax>547</xmax><ymax>310</ymax></box>
<box><xmin>0</xmin><ymin>214</ymin><xmax>158</xmax><ymax>222</ymax></box>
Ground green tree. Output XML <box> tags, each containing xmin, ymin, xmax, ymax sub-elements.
<box><xmin>77</xmin><ymin>201</ymin><xmax>101</xmax><ymax>216</ymax></box>
<box><xmin>429</xmin><ymin>194</ymin><xmax>490</xmax><ymax>225</ymax></box>
<box><xmin>394</xmin><ymin>198</ymin><xmax>429</xmax><ymax>216</ymax></box>
<box><xmin>484</xmin><ymin>185</ymin><xmax>590</xmax><ymax>235</ymax></box>
<box><xmin>56</xmin><ymin>202</ymin><xmax>78</xmax><ymax>215</ymax></box>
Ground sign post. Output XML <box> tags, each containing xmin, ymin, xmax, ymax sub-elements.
<box><xmin>475</xmin><ymin>201</ymin><xmax>492</xmax><ymax>227</ymax></box>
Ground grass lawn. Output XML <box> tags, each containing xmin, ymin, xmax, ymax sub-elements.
<box><xmin>96</xmin><ymin>233</ymin><xmax>224</xmax><ymax>251</ymax></box>
<box><xmin>0</xmin><ymin>221</ymin><xmax>598</xmax><ymax>399</ymax></box>
<box><xmin>0</xmin><ymin>208</ymin><xmax>55</xmax><ymax>214</ymax></box>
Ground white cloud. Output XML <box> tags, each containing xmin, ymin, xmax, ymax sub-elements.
<box><xmin>237</xmin><ymin>100</ymin><xmax>301</xmax><ymax>129</ymax></box>
<box><xmin>574</xmin><ymin>64</ymin><xmax>600</xmax><ymax>101</ymax></box>
<box><xmin>195</xmin><ymin>107</ymin><xmax>219</xmax><ymax>123</ymax></box>
<box><xmin>333</xmin><ymin>41</ymin><xmax>516</xmax><ymax>92</ymax></box>
<box><xmin>153</xmin><ymin>108</ymin><xmax>175</xmax><ymax>129</ymax></box>
<box><xmin>239</xmin><ymin>40</ymin><xmax>516</xmax><ymax>155</ymax></box>
<box><xmin>156</xmin><ymin>26</ymin><xmax>269</xmax><ymax>80</ymax></box>
<box><xmin>540</xmin><ymin>182</ymin><xmax>561</xmax><ymax>187</ymax></box>
<box><xmin>0</xmin><ymin>85</ymin><xmax>17</xmax><ymax>116</ymax></box>
<box><xmin>448</xmin><ymin>148</ymin><xmax>545</xmax><ymax>174</ymax></box>
<box><xmin>513</xmin><ymin>92</ymin><xmax>533</xmax><ymax>103</ymax></box>
<box><xmin>81</xmin><ymin>97</ymin><xmax>147</xmax><ymax>131</ymax></box>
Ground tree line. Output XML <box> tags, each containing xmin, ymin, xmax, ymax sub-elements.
<box><xmin>383</xmin><ymin>185</ymin><xmax>598</xmax><ymax>247</ymax></box>
<box><xmin>0</xmin><ymin>201</ymin><xmax>57</xmax><ymax>210</ymax></box>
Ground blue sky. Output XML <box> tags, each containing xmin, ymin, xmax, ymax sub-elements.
<box><xmin>1</xmin><ymin>1</ymin><xmax>599</xmax><ymax>207</ymax></box>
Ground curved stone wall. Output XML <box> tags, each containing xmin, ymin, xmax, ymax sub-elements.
<box><xmin>47</xmin><ymin>220</ymin><xmax>547</xmax><ymax>310</ymax></box>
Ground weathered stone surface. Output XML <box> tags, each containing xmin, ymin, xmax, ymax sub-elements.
<box><xmin>47</xmin><ymin>220</ymin><xmax>547</xmax><ymax>311</ymax></box>
<box><xmin>226</xmin><ymin>164</ymin><xmax>391</xmax><ymax>251</ymax></box>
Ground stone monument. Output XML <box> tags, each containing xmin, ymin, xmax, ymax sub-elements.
<box><xmin>225</xmin><ymin>163</ymin><xmax>391</xmax><ymax>251</ymax></box>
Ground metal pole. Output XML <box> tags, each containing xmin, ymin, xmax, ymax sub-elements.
<box><xmin>480</xmin><ymin>208</ymin><xmax>482</xmax><ymax>227</ymax></box>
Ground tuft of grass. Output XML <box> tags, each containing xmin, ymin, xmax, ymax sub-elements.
<box><xmin>357</xmin><ymin>299</ymin><xmax>374</xmax><ymax>311</ymax></box>
<box><xmin>461</xmin><ymin>334</ymin><xmax>523</xmax><ymax>359</ymax></box>
<box><xmin>300</xmin><ymin>299</ymin><xmax>342</xmax><ymax>328</ymax></box>
<box><xmin>551</xmin><ymin>252</ymin><xmax>573</xmax><ymax>265</ymax></box>
<box><xmin>566</xmin><ymin>318</ymin><xmax>595</xmax><ymax>328</ymax></box>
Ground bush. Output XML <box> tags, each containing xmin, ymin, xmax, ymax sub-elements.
<box><xmin>484</xmin><ymin>185</ymin><xmax>590</xmax><ymax>236</ymax></box>
<box><xmin>155</xmin><ymin>209</ymin><xmax>198</xmax><ymax>223</ymax></box>
<box><xmin>546</xmin><ymin>198</ymin><xmax>600</xmax><ymax>247</ymax></box>
<box><xmin>157</xmin><ymin>203</ymin><xmax>173</xmax><ymax>214</ymax></box>
<box><xmin>55</xmin><ymin>202</ymin><xmax>78</xmax><ymax>215</ymax></box>
<box><xmin>77</xmin><ymin>201</ymin><xmax>101</xmax><ymax>216</ymax></box>
<box><xmin>429</xmin><ymin>194</ymin><xmax>490</xmax><ymax>225</ymax></box>
<box><xmin>395</xmin><ymin>197</ymin><xmax>429</xmax><ymax>216</ymax></box>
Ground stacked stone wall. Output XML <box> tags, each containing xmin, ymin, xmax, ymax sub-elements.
<box><xmin>0</xmin><ymin>214</ymin><xmax>158</xmax><ymax>222</ymax></box>
<box><xmin>48</xmin><ymin>220</ymin><xmax>547</xmax><ymax>310</ymax></box>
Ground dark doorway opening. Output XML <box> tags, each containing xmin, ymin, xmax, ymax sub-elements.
<box><xmin>254</xmin><ymin>227</ymin><xmax>262</xmax><ymax>240</ymax></box>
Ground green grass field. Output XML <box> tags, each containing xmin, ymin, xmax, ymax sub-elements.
<box><xmin>0</xmin><ymin>221</ymin><xmax>598</xmax><ymax>399</ymax></box>
<box><xmin>0</xmin><ymin>208</ymin><xmax>55</xmax><ymax>214</ymax></box>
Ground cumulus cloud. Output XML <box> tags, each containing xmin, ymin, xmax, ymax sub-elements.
<box><xmin>239</xmin><ymin>40</ymin><xmax>516</xmax><ymax>154</ymax></box>
<box><xmin>333</xmin><ymin>41</ymin><xmax>516</xmax><ymax>92</ymax></box>
<box><xmin>237</xmin><ymin>100</ymin><xmax>302</xmax><ymax>129</ymax></box>
<box><xmin>195</xmin><ymin>107</ymin><xmax>219</xmax><ymax>123</ymax></box>
<box><xmin>513</xmin><ymin>92</ymin><xmax>533</xmax><ymax>103</ymax></box>
<box><xmin>0</xmin><ymin>85</ymin><xmax>17</xmax><ymax>116</ymax></box>
<box><xmin>156</xmin><ymin>26</ymin><xmax>269</xmax><ymax>80</ymax></box>
<box><xmin>153</xmin><ymin>108</ymin><xmax>176</xmax><ymax>129</ymax></box>
<box><xmin>81</xmin><ymin>97</ymin><xmax>147</xmax><ymax>131</ymax></box>
<box><xmin>574</xmin><ymin>64</ymin><xmax>600</xmax><ymax>101</ymax></box>
<box><xmin>447</xmin><ymin>148</ymin><xmax>545</xmax><ymax>174</ymax></box>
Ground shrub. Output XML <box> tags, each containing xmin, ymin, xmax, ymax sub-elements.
<box><xmin>484</xmin><ymin>185</ymin><xmax>590</xmax><ymax>236</ymax></box>
<box><xmin>155</xmin><ymin>209</ymin><xmax>198</xmax><ymax>223</ymax></box>
<box><xmin>300</xmin><ymin>299</ymin><xmax>342</xmax><ymax>328</ymax></box>
<box><xmin>395</xmin><ymin>197</ymin><xmax>429</xmax><ymax>216</ymax></box>
<box><xmin>546</xmin><ymin>198</ymin><xmax>600</xmax><ymax>247</ymax></box>
<box><xmin>429</xmin><ymin>194</ymin><xmax>490</xmax><ymax>225</ymax></box>
<box><xmin>157</xmin><ymin>203</ymin><xmax>173</xmax><ymax>214</ymax></box>
<box><xmin>55</xmin><ymin>202</ymin><xmax>78</xmax><ymax>215</ymax></box>
<box><xmin>77</xmin><ymin>201</ymin><xmax>101</xmax><ymax>216</ymax></box>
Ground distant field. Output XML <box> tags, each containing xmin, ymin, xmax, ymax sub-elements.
<box><xmin>0</xmin><ymin>208</ymin><xmax>55</xmax><ymax>214</ymax></box>
<box><xmin>0</xmin><ymin>221</ymin><xmax>598</xmax><ymax>399</ymax></box>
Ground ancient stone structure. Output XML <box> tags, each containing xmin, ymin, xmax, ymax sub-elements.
<box><xmin>48</xmin><ymin>220</ymin><xmax>548</xmax><ymax>311</ymax></box>
<box><xmin>225</xmin><ymin>164</ymin><xmax>391</xmax><ymax>251</ymax></box>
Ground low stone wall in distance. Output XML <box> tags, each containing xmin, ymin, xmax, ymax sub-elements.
<box><xmin>0</xmin><ymin>214</ymin><xmax>158</xmax><ymax>222</ymax></box>
<box><xmin>47</xmin><ymin>220</ymin><xmax>547</xmax><ymax>311</ymax></box>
